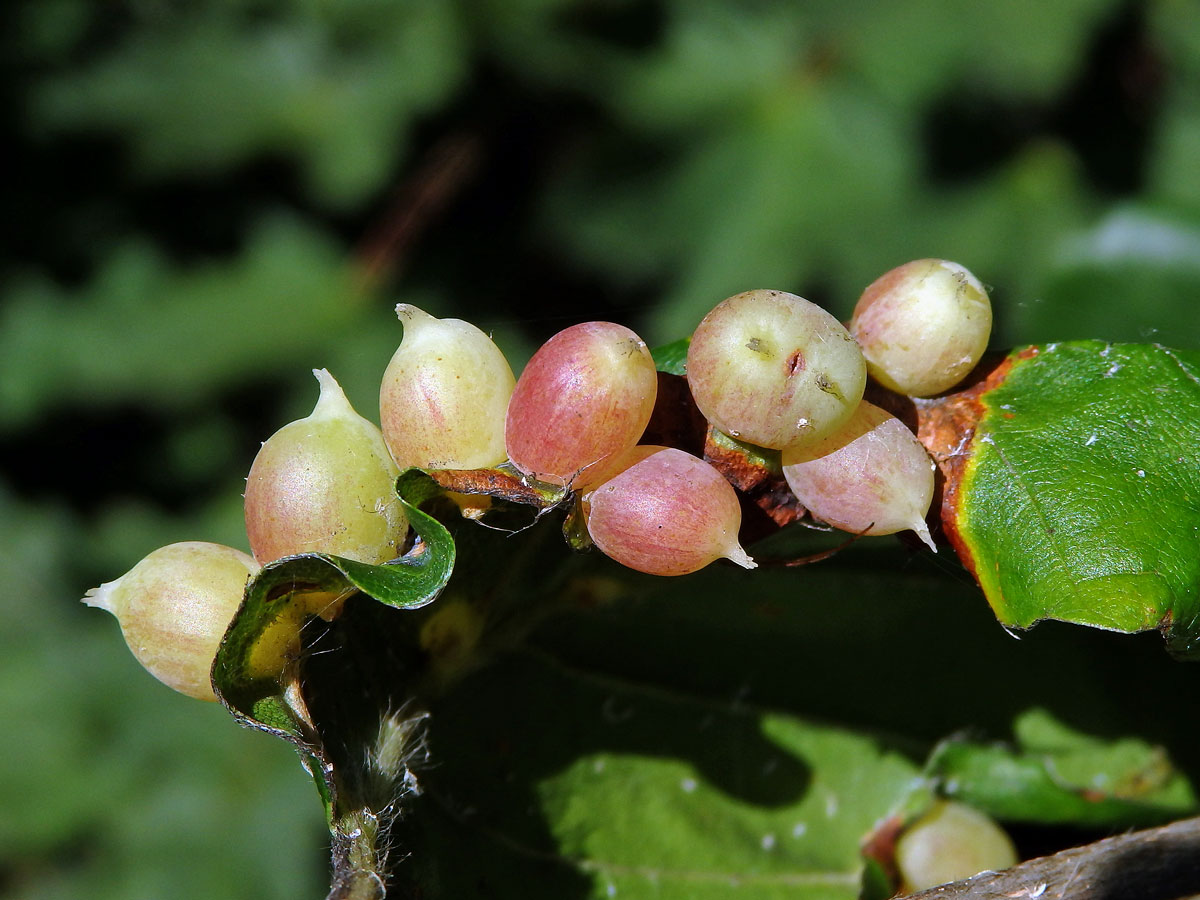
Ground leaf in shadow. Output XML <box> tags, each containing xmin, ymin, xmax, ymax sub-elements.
<box><xmin>394</xmin><ymin>649</ymin><xmax>917</xmax><ymax>899</ymax></box>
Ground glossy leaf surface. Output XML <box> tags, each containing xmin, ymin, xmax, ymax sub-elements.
<box><xmin>213</xmin><ymin>469</ymin><xmax>454</xmax><ymax>744</ymax></box>
<box><xmin>942</xmin><ymin>342</ymin><xmax>1200</xmax><ymax>656</ymax></box>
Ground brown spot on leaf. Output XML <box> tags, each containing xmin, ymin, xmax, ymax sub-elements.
<box><xmin>910</xmin><ymin>349</ymin><xmax>1026</xmax><ymax>576</ymax></box>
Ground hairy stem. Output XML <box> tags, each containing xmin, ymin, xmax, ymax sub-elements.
<box><xmin>327</xmin><ymin>808</ymin><xmax>386</xmax><ymax>900</ymax></box>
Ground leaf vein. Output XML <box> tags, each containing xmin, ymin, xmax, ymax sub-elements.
<box><xmin>1158</xmin><ymin>345</ymin><xmax>1200</xmax><ymax>391</ymax></box>
<box><xmin>986</xmin><ymin>438</ymin><xmax>1075</xmax><ymax>582</ymax></box>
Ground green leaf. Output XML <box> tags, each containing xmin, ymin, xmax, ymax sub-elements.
<box><xmin>950</xmin><ymin>341</ymin><xmax>1200</xmax><ymax>656</ymax></box>
<box><xmin>1028</xmin><ymin>207</ymin><xmax>1200</xmax><ymax>347</ymax></box>
<box><xmin>394</xmin><ymin>650</ymin><xmax>920</xmax><ymax>899</ymax></box>
<box><xmin>212</xmin><ymin>469</ymin><xmax>453</xmax><ymax>744</ymax></box>
<box><xmin>0</xmin><ymin>214</ymin><xmax>362</xmax><ymax>427</ymax></box>
<box><xmin>31</xmin><ymin>1</ymin><xmax>467</xmax><ymax>206</ymax></box>
<box><xmin>199</xmin><ymin>457</ymin><xmax>1200</xmax><ymax>897</ymax></box>
<box><xmin>926</xmin><ymin>708</ymin><xmax>1196</xmax><ymax>828</ymax></box>
<box><xmin>209</xmin><ymin>466</ymin><xmax>597</xmax><ymax>893</ymax></box>
<box><xmin>651</xmin><ymin>336</ymin><xmax>690</xmax><ymax>376</ymax></box>
<box><xmin>208</xmin><ymin>469</ymin><xmax>464</xmax><ymax>897</ymax></box>
<box><xmin>378</xmin><ymin>554</ymin><xmax>1200</xmax><ymax>898</ymax></box>
<box><xmin>823</xmin><ymin>0</ymin><xmax>1117</xmax><ymax>107</ymax></box>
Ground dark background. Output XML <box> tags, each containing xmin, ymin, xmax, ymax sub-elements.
<box><xmin>3</xmin><ymin>1</ymin><xmax>1199</xmax><ymax>897</ymax></box>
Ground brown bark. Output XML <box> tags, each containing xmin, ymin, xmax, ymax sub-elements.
<box><xmin>899</xmin><ymin>816</ymin><xmax>1200</xmax><ymax>900</ymax></box>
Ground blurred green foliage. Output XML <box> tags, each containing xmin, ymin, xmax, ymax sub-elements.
<box><xmin>3</xmin><ymin>0</ymin><xmax>1200</xmax><ymax>897</ymax></box>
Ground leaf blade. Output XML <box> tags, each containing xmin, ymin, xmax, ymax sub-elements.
<box><xmin>926</xmin><ymin>708</ymin><xmax>1197</xmax><ymax>828</ymax></box>
<box><xmin>944</xmin><ymin>342</ymin><xmax>1200</xmax><ymax>654</ymax></box>
<box><xmin>211</xmin><ymin>468</ymin><xmax>455</xmax><ymax>745</ymax></box>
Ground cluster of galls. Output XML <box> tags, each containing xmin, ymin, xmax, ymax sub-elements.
<box><xmin>85</xmin><ymin>258</ymin><xmax>991</xmax><ymax>701</ymax></box>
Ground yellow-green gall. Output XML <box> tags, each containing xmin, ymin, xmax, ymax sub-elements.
<box><xmin>83</xmin><ymin>542</ymin><xmax>258</xmax><ymax>701</ymax></box>
<box><xmin>380</xmin><ymin>304</ymin><xmax>515</xmax><ymax>470</ymax></box>
<box><xmin>895</xmin><ymin>800</ymin><xmax>1018</xmax><ymax>891</ymax></box>
<box><xmin>245</xmin><ymin>368</ymin><xmax>408</xmax><ymax>565</ymax></box>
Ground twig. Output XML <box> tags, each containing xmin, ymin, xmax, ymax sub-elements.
<box><xmin>899</xmin><ymin>816</ymin><xmax>1200</xmax><ymax>900</ymax></box>
<box><xmin>354</xmin><ymin>132</ymin><xmax>481</xmax><ymax>291</ymax></box>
